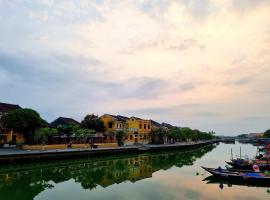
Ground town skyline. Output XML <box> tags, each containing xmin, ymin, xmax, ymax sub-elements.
<box><xmin>1</xmin><ymin>0</ymin><xmax>270</xmax><ymax>135</ymax></box>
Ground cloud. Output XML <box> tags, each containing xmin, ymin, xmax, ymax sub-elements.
<box><xmin>30</xmin><ymin>10</ymin><xmax>48</xmax><ymax>21</ymax></box>
<box><xmin>38</xmin><ymin>0</ymin><xmax>54</xmax><ymax>7</ymax></box>
<box><xmin>178</xmin><ymin>83</ymin><xmax>195</xmax><ymax>92</ymax></box>
<box><xmin>0</xmin><ymin>0</ymin><xmax>270</xmax><ymax>134</ymax></box>
<box><xmin>224</xmin><ymin>78</ymin><xmax>252</xmax><ymax>86</ymax></box>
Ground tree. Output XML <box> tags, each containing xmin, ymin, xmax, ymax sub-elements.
<box><xmin>34</xmin><ymin>128</ymin><xmax>58</xmax><ymax>144</ymax></box>
<box><xmin>150</xmin><ymin>128</ymin><xmax>167</xmax><ymax>144</ymax></box>
<box><xmin>1</xmin><ymin>108</ymin><xmax>45</xmax><ymax>144</ymax></box>
<box><xmin>56</xmin><ymin>124</ymin><xmax>80</xmax><ymax>135</ymax></box>
<box><xmin>81</xmin><ymin>114</ymin><xmax>105</xmax><ymax>132</ymax></box>
<box><xmin>74</xmin><ymin>128</ymin><xmax>94</xmax><ymax>143</ymax></box>
<box><xmin>115</xmin><ymin>131</ymin><xmax>126</xmax><ymax>146</ymax></box>
<box><xmin>180</xmin><ymin>127</ymin><xmax>193</xmax><ymax>141</ymax></box>
<box><xmin>264</xmin><ymin>129</ymin><xmax>270</xmax><ymax>138</ymax></box>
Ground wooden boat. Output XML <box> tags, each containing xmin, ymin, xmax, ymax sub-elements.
<box><xmin>203</xmin><ymin>175</ymin><xmax>270</xmax><ymax>188</ymax></box>
<box><xmin>226</xmin><ymin>159</ymin><xmax>270</xmax><ymax>170</ymax></box>
<box><xmin>202</xmin><ymin>167</ymin><xmax>270</xmax><ymax>184</ymax></box>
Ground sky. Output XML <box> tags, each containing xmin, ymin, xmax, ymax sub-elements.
<box><xmin>0</xmin><ymin>0</ymin><xmax>270</xmax><ymax>135</ymax></box>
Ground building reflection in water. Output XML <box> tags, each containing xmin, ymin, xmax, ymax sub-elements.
<box><xmin>0</xmin><ymin>144</ymin><xmax>216</xmax><ymax>200</ymax></box>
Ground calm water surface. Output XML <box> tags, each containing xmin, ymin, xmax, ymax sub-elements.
<box><xmin>0</xmin><ymin>142</ymin><xmax>269</xmax><ymax>200</ymax></box>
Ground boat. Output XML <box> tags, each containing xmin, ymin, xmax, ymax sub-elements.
<box><xmin>226</xmin><ymin>159</ymin><xmax>270</xmax><ymax>170</ymax></box>
<box><xmin>202</xmin><ymin>167</ymin><xmax>270</xmax><ymax>184</ymax></box>
<box><xmin>203</xmin><ymin>175</ymin><xmax>270</xmax><ymax>188</ymax></box>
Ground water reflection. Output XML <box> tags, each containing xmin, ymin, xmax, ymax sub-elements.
<box><xmin>0</xmin><ymin>145</ymin><xmax>216</xmax><ymax>200</ymax></box>
<box><xmin>203</xmin><ymin>175</ymin><xmax>270</xmax><ymax>188</ymax></box>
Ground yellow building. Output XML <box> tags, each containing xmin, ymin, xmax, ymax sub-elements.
<box><xmin>126</xmin><ymin>117</ymin><xmax>151</xmax><ymax>145</ymax></box>
<box><xmin>100</xmin><ymin>114</ymin><xmax>128</xmax><ymax>143</ymax></box>
<box><xmin>0</xmin><ymin>102</ymin><xmax>24</xmax><ymax>146</ymax></box>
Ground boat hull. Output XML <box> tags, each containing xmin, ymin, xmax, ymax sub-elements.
<box><xmin>202</xmin><ymin>167</ymin><xmax>270</xmax><ymax>185</ymax></box>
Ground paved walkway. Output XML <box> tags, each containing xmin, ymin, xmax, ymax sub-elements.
<box><xmin>0</xmin><ymin>140</ymin><xmax>217</xmax><ymax>156</ymax></box>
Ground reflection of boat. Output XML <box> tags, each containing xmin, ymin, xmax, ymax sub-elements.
<box><xmin>203</xmin><ymin>175</ymin><xmax>270</xmax><ymax>188</ymax></box>
<box><xmin>138</xmin><ymin>146</ymin><xmax>150</xmax><ymax>151</ymax></box>
<box><xmin>202</xmin><ymin>167</ymin><xmax>270</xmax><ymax>185</ymax></box>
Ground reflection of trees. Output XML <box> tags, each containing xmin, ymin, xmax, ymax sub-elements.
<box><xmin>151</xmin><ymin>144</ymin><xmax>216</xmax><ymax>171</ymax></box>
<box><xmin>0</xmin><ymin>144</ymin><xmax>216</xmax><ymax>200</ymax></box>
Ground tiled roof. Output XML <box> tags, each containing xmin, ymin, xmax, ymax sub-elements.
<box><xmin>130</xmin><ymin>116</ymin><xmax>142</xmax><ymax>120</ymax></box>
<box><xmin>102</xmin><ymin>114</ymin><xmax>129</xmax><ymax>122</ymax></box>
<box><xmin>50</xmin><ymin>117</ymin><xmax>81</xmax><ymax>127</ymax></box>
<box><xmin>0</xmin><ymin>103</ymin><xmax>21</xmax><ymax>113</ymax></box>
<box><xmin>161</xmin><ymin>122</ymin><xmax>177</xmax><ymax>129</ymax></box>
<box><xmin>115</xmin><ymin>115</ymin><xmax>129</xmax><ymax>122</ymax></box>
<box><xmin>150</xmin><ymin>120</ymin><xmax>162</xmax><ymax>127</ymax></box>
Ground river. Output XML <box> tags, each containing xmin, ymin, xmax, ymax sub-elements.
<box><xmin>0</xmin><ymin>142</ymin><xmax>269</xmax><ymax>200</ymax></box>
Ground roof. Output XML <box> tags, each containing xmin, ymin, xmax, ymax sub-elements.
<box><xmin>0</xmin><ymin>103</ymin><xmax>21</xmax><ymax>113</ymax></box>
<box><xmin>130</xmin><ymin>116</ymin><xmax>142</xmax><ymax>120</ymax></box>
<box><xmin>161</xmin><ymin>122</ymin><xmax>177</xmax><ymax>129</ymax></box>
<box><xmin>102</xmin><ymin>114</ymin><xmax>129</xmax><ymax>122</ymax></box>
<box><xmin>115</xmin><ymin>115</ymin><xmax>129</xmax><ymax>122</ymax></box>
<box><xmin>150</xmin><ymin>120</ymin><xmax>162</xmax><ymax>127</ymax></box>
<box><xmin>50</xmin><ymin>117</ymin><xmax>81</xmax><ymax>127</ymax></box>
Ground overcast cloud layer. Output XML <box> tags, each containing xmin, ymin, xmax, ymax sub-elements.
<box><xmin>0</xmin><ymin>0</ymin><xmax>270</xmax><ymax>135</ymax></box>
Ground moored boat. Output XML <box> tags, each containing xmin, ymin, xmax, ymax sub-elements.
<box><xmin>226</xmin><ymin>159</ymin><xmax>270</xmax><ymax>170</ymax></box>
<box><xmin>202</xmin><ymin>166</ymin><xmax>270</xmax><ymax>184</ymax></box>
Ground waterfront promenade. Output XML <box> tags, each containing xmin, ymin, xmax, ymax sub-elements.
<box><xmin>0</xmin><ymin>140</ymin><xmax>218</xmax><ymax>164</ymax></box>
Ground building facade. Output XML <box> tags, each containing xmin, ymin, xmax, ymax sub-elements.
<box><xmin>0</xmin><ymin>102</ymin><xmax>23</xmax><ymax>145</ymax></box>
<box><xmin>100</xmin><ymin>114</ymin><xmax>128</xmax><ymax>143</ymax></box>
<box><xmin>126</xmin><ymin>117</ymin><xmax>151</xmax><ymax>145</ymax></box>
<box><xmin>100</xmin><ymin>115</ymin><xmax>152</xmax><ymax>145</ymax></box>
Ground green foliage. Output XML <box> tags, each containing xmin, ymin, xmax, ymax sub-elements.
<box><xmin>1</xmin><ymin>108</ymin><xmax>45</xmax><ymax>143</ymax></box>
<box><xmin>74</xmin><ymin>128</ymin><xmax>94</xmax><ymax>138</ymax></box>
<box><xmin>56</xmin><ymin>124</ymin><xmax>81</xmax><ymax>135</ymax></box>
<box><xmin>81</xmin><ymin>114</ymin><xmax>105</xmax><ymax>132</ymax></box>
<box><xmin>150</xmin><ymin>128</ymin><xmax>167</xmax><ymax>144</ymax></box>
<box><xmin>165</xmin><ymin>127</ymin><xmax>215</xmax><ymax>143</ymax></box>
<box><xmin>263</xmin><ymin>129</ymin><xmax>270</xmax><ymax>138</ymax></box>
<box><xmin>115</xmin><ymin>131</ymin><xmax>126</xmax><ymax>146</ymax></box>
<box><xmin>34</xmin><ymin>128</ymin><xmax>58</xmax><ymax>144</ymax></box>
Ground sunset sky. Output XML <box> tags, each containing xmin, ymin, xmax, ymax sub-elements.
<box><xmin>0</xmin><ymin>0</ymin><xmax>269</xmax><ymax>135</ymax></box>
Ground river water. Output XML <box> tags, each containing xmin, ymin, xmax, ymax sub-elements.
<box><xmin>0</xmin><ymin>142</ymin><xmax>269</xmax><ymax>200</ymax></box>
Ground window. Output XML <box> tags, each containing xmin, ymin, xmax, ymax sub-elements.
<box><xmin>130</xmin><ymin>135</ymin><xmax>133</xmax><ymax>140</ymax></box>
<box><xmin>108</xmin><ymin>122</ymin><xmax>113</xmax><ymax>128</ymax></box>
<box><xmin>144</xmin><ymin>124</ymin><xmax>146</xmax><ymax>129</ymax></box>
<box><xmin>148</xmin><ymin>125</ymin><xmax>150</xmax><ymax>129</ymax></box>
<box><xmin>140</xmin><ymin>124</ymin><xmax>142</xmax><ymax>129</ymax></box>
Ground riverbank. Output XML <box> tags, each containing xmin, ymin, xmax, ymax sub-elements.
<box><xmin>0</xmin><ymin>140</ymin><xmax>219</xmax><ymax>164</ymax></box>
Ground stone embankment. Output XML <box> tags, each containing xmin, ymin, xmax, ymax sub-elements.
<box><xmin>0</xmin><ymin>140</ymin><xmax>219</xmax><ymax>164</ymax></box>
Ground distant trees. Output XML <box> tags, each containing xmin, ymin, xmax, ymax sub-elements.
<box><xmin>152</xmin><ymin>127</ymin><xmax>215</xmax><ymax>144</ymax></box>
<box><xmin>81</xmin><ymin>114</ymin><xmax>105</xmax><ymax>133</ymax></box>
<box><xmin>1</xmin><ymin>108</ymin><xmax>46</xmax><ymax>144</ymax></box>
<box><xmin>263</xmin><ymin>129</ymin><xmax>270</xmax><ymax>138</ymax></box>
